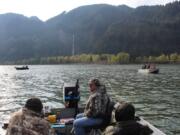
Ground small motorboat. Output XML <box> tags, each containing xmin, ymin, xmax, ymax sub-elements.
<box><xmin>138</xmin><ymin>68</ymin><xmax>159</xmax><ymax>74</ymax></box>
<box><xmin>15</xmin><ymin>66</ymin><xmax>29</xmax><ymax>70</ymax></box>
<box><xmin>138</xmin><ymin>64</ymin><xmax>159</xmax><ymax>74</ymax></box>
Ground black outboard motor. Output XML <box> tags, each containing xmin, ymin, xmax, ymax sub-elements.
<box><xmin>63</xmin><ymin>79</ymin><xmax>80</xmax><ymax>109</ymax></box>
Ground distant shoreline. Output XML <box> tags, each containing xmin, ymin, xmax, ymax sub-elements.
<box><xmin>1</xmin><ymin>52</ymin><xmax>179</xmax><ymax>65</ymax></box>
<box><xmin>1</xmin><ymin>62</ymin><xmax>180</xmax><ymax>65</ymax></box>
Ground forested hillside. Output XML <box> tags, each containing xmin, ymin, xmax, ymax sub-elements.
<box><xmin>0</xmin><ymin>1</ymin><xmax>180</xmax><ymax>62</ymax></box>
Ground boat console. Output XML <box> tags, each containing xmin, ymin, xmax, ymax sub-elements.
<box><xmin>63</xmin><ymin>79</ymin><xmax>80</xmax><ymax>109</ymax></box>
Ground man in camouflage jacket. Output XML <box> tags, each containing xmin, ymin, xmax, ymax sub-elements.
<box><xmin>6</xmin><ymin>98</ymin><xmax>50</xmax><ymax>135</ymax></box>
<box><xmin>73</xmin><ymin>78</ymin><xmax>110</xmax><ymax>135</ymax></box>
<box><xmin>84</xmin><ymin>83</ymin><xmax>109</xmax><ymax>118</ymax></box>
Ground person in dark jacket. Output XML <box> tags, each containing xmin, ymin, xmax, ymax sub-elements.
<box><xmin>103</xmin><ymin>102</ymin><xmax>153</xmax><ymax>135</ymax></box>
<box><xmin>6</xmin><ymin>97</ymin><xmax>50</xmax><ymax>135</ymax></box>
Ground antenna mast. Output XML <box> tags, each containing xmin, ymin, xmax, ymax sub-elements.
<box><xmin>72</xmin><ymin>34</ymin><xmax>75</xmax><ymax>56</ymax></box>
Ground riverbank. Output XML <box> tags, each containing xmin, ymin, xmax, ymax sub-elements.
<box><xmin>1</xmin><ymin>52</ymin><xmax>180</xmax><ymax>65</ymax></box>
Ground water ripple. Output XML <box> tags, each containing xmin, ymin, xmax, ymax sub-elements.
<box><xmin>0</xmin><ymin>64</ymin><xmax>179</xmax><ymax>135</ymax></box>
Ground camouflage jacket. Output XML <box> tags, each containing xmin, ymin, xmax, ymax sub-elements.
<box><xmin>84</xmin><ymin>85</ymin><xmax>110</xmax><ymax>118</ymax></box>
<box><xmin>103</xmin><ymin>121</ymin><xmax>153</xmax><ymax>135</ymax></box>
<box><xmin>6</xmin><ymin>108</ymin><xmax>50</xmax><ymax>135</ymax></box>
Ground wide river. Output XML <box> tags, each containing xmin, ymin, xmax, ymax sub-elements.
<box><xmin>0</xmin><ymin>64</ymin><xmax>179</xmax><ymax>135</ymax></box>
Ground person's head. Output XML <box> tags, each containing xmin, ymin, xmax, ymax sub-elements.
<box><xmin>115</xmin><ymin>102</ymin><xmax>135</xmax><ymax>122</ymax></box>
<box><xmin>25</xmin><ymin>97</ymin><xmax>43</xmax><ymax>113</ymax></box>
<box><xmin>88</xmin><ymin>78</ymin><xmax>101</xmax><ymax>92</ymax></box>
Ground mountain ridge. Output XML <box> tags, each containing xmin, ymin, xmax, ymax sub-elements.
<box><xmin>0</xmin><ymin>2</ymin><xmax>180</xmax><ymax>61</ymax></box>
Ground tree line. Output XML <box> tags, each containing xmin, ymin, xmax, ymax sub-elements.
<box><xmin>9</xmin><ymin>52</ymin><xmax>180</xmax><ymax>65</ymax></box>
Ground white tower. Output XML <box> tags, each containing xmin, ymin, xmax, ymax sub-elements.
<box><xmin>72</xmin><ymin>34</ymin><xmax>75</xmax><ymax>56</ymax></box>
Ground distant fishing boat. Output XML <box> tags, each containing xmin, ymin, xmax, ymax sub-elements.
<box><xmin>138</xmin><ymin>68</ymin><xmax>159</xmax><ymax>74</ymax></box>
<box><xmin>15</xmin><ymin>66</ymin><xmax>29</xmax><ymax>70</ymax></box>
<box><xmin>138</xmin><ymin>64</ymin><xmax>159</xmax><ymax>74</ymax></box>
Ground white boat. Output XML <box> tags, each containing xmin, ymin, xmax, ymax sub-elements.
<box><xmin>45</xmin><ymin>107</ymin><xmax>166</xmax><ymax>135</ymax></box>
<box><xmin>138</xmin><ymin>68</ymin><xmax>159</xmax><ymax>74</ymax></box>
<box><xmin>138</xmin><ymin>64</ymin><xmax>159</xmax><ymax>74</ymax></box>
<box><xmin>139</xmin><ymin>118</ymin><xmax>166</xmax><ymax>135</ymax></box>
<box><xmin>47</xmin><ymin>81</ymin><xmax>166</xmax><ymax>135</ymax></box>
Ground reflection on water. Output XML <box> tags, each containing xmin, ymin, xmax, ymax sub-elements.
<box><xmin>0</xmin><ymin>65</ymin><xmax>179</xmax><ymax>135</ymax></box>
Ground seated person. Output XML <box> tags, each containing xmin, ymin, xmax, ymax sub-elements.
<box><xmin>73</xmin><ymin>78</ymin><xmax>110</xmax><ymax>135</ymax></box>
<box><xmin>6</xmin><ymin>97</ymin><xmax>50</xmax><ymax>135</ymax></box>
<box><xmin>103</xmin><ymin>102</ymin><xmax>153</xmax><ymax>135</ymax></box>
<box><xmin>147</xmin><ymin>64</ymin><xmax>151</xmax><ymax>69</ymax></box>
<box><xmin>149</xmin><ymin>64</ymin><xmax>156</xmax><ymax>70</ymax></box>
<box><xmin>142</xmin><ymin>64</ymin><xmax>146</xmax><ymax>69</ymax></box>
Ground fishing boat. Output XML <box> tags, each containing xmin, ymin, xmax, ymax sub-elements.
<box><xmin>15</xmin><ymin>65</ymin><xmax>29</xmax><ymax>70</ymax></box>
<box><xmin>2</xmin><ymin>80</ymin><xmax>166</xmax><ymax>135</ymax></box>
<box><xmin>138</xmin><ymin>68</ymin><xmax>159</xmax><ymax>74</ymax></box>
<box><xmin>138</xmin><ymin>64</ymin><xmax>159</xmax><ymax>74</ymax></box>
<box><xmin>47</xmin><ymin>108</ymin><xmax>166</xmax><ymax>135</ymax></box>
<box><xmin>45</xmin><ymin>80</ymin><xmax>165</xmax><ymax>135</ymax></box>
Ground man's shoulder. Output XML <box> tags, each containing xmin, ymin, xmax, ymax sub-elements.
<box><xmin>10</xmin><ymin>110</ymin><xmax>23</xmax><ymax>120</ymax></box>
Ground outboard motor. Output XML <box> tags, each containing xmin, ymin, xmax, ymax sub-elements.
<box><xmin>63</xmin><ymin>79</ymin><xmax>80</xmax><ymax>109</ymax></box>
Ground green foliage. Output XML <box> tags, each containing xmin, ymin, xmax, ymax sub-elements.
<box><xmin>116</xmin><ymin>52</ymin><xmax>130</xmax><ymax>63</ymax></box>
<box><xmin>156</xmin><ymin>54</ymin><xmax>170</xmax><ymax>63</ymax></box>
<box><xmin>11</xmin><ymin>53</ymin><xmax>180</xmax><ymax>65</ymax></box>
<box><xmin>148</xmin><ymin>56</ymin><xmax>156</xmax><ymax>63</ymax></box>
<box><xmin>91</xmin><ymin>55</ymin><xmax>100</xmax><ymax>63</ymax></box>
<box><xmin>109</xmin><ymin>55</ymin><xmax>118</xmax><ymax>64</ymax></box>
<box><xmin>170</xmin><ymin>53</ymin><xmax>179</xmax><ymax>62</ymax></box>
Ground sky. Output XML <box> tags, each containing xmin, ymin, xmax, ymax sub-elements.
<box><xmin>0</xmin><ymin>0</ymin><xmax>177</xmax><ymax>21</ymax></box>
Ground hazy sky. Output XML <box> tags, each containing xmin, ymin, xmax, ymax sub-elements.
<box><xmin>0</xmin><ymin>0</ymin><xmax>177</xmax><ymax>21</ymax></box>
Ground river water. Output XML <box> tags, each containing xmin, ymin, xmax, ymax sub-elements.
<box><xmin>0</xmin><ymin>64</ymin><xmax>179</xmax><ymax>135</ymax></box>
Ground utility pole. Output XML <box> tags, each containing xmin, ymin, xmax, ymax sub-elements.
<box><xmin>72</xmin><ymin>33</ymin><xmax>75</xmax><ymax>56</ymax></box>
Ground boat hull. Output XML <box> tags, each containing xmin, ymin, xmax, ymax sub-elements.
<box><xmin>2</xmin><ymin>107</ymin><xmax>166</xmax><ymax>135</ymax></box>
<box><xmin>15</xmin><ymin>67</ymin><xmax>29</xmax><ymax>70</ymax></box>
<box><xmin>138</xmin><ymin>69</ymin><xmax>159</xmax><ymax>74</ymax></box>
<box><xmin>48</xmin><ymin>107</ymin><xmax>166</xmax><ymax>135</ymax></box>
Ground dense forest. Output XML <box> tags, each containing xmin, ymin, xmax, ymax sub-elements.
<box><xmin>12</xmin><ymin>53</ymin><xmax>180</xmax><ymax>65</ymax></box>
<box><xmin>0</xmin><ymin>1</ymin><xmax>180</xmax><ymax>63</ymax></box>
